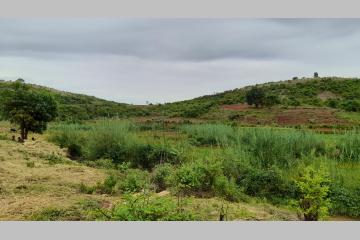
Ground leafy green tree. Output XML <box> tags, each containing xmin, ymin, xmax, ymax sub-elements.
<box><xmin>0</xmin><ymin>81</ymin><xmax>58</xmax><ymax>140</ymax></box>
<box><xmin>245</xmin><ymin>87</ymin><xmax>265</xmax><ymax>108</ymax></box>
<box><xmin>294</xmin><ymin>165</ymin><xmax>331</xmax><ymax>221</ymax></box>
<box><xmin>314</xmin><ymin>72</ymin><xmax>319</xmax><ymax>78</ymax></box>
<box><xmin>264</xmin><ymin>94</ymin><xmax>280</xmax><ymax>108</ymax></box>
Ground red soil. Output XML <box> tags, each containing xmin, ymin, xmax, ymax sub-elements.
<box><xmin>275</xmin><ymin>108</ymin><xmax>346</xmax><ymax>125</ymax></box>
<box><xmin>220</xmin><ymin>103</ymin><xmax>251</xmax><ymax>111</ymax></box>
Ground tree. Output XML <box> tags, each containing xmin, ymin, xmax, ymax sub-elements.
<box><xmin>0</xmin><ymin>81</ymin><xmax>58</xmax><ymax>140</ymax></box>
<box><xmin>264</xmin><ymin>94</ymin><xmax>280</xmax><ymax>108</ymax></box>
<box><xmin>314</xmin><ymin>72</ymin><xmax>319</xmax><ymax>78</ymax></box>
<box><xmin>245</xmin><ymin>87</ymin><xmax>265</xmax><ymax>108</ymax></box>
<box><xmin>294</xmin><ymin>165</ymin><xmax>331</xmax><ymax>221</ymax></box>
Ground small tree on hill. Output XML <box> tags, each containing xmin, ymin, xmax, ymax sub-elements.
<box><xmin>245</xmin><ymin>87</ymin><xmax>265</xmax><ymax>108</ymax></box>
<box><xmin>314</xmin><ymin>72</ymin><xmax>319</xmax><ymax>78</ymax></box>
<box><xmin>0</xmin><ymin>81</ymin><xmax>58</xmax><ymax>140</ymax></box>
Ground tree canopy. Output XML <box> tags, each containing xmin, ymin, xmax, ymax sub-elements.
<box><xmin>245</xmin><ymin>87</ymin><xmax>266</xmax><ymax>108</ymax></box>
<box><xmin>0</xmin><ymin>81</ymin><xmax>58</xmax><ymax>140</ymax></box>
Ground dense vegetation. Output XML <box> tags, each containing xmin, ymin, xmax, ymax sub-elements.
<box><xmin>47</xmin><ymin>120</ymin><xmax>360</xmax><ymax>220</ymax></box>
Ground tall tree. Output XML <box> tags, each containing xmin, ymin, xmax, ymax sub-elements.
<box><xmin>245</xmin><ymin>87</ymin><xmax>265</xmax><ymax>108</ymax></box>
<box><xmin>0</xmin><ymin>81</ymin><xmax>58</xmax><ymax>140</ymax></box>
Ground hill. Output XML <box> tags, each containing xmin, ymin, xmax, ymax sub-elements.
<box><xmin>155</xmin><ymin>77</ymin><xmax>360</xmax><ymax>117</ymax></box>
<box><xmin>0</xmin><ymin>80</ymin><xmax>150</xmax><ymax>121</ymax></box>
<box><xmin>1</xmin><ymin>77</ymin><xmax>359</xmax><ymax>127</ymax></box>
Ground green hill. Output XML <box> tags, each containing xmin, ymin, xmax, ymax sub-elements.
<box><xmin>1</xmin><ymin>77</ymin><xmax>359</xmax><ymax>124</ymax></box>
<box><xmin>155</xmin><ymin>77</ymin><xmax>360</xmax><ymax>118</ymax></box>
<box><xmin>0</xmin><ymin>80</ymin><xmax>150</xmax><ymax>121</ymax></box>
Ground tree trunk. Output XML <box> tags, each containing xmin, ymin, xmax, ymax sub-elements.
<box><xmin>20</xmin><ymin>127</ymin><xmax>26</xmax><ymax>141</ymax></box>
<box><xmin>24</xmin><ymin>128</ymin><xmax>28</xmax><ymax>140</ymax></box>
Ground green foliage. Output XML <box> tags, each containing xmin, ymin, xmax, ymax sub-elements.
<box><xmin>110</xmin><ymin>194</ymin><xmax>195</xmax><ymax>221</ymax></box>
<box><xmin>0</xmin><ymin>81</ymin><xmax>58</xmax><ymax>139</ymax></box>
<box><xmin>232</xmin><ymin>162</ymin><xmax>295</xmax><ymax>201</ymax></box>
<box><xmin>294</xmin><ymin>165</ymin><xmax>331</xmax><ymax>221</ymax></box>
<box><xmin>329</xmin><ymin>183</ymin><xmax>360</xmax><ymax>218</ymax></box>
<box><xmin>96</xmin><ymin>175</ymin><xmax>118</xmax><ymax>195</ymax></box>
<box><xmin>181</xmin><ymin>124</ymin><xmax>235</xmax><ymax>146</ymax></box>
<box><xmin>132</xmin><ymin>143</ymin><xmax>181</xmax><ymax>170</ymax></box>
<box><xmin>336</xmin><ymin>130</ymin><xmax>360</xmax><ymax>162</ymax></box>
<box><xmin>263</xmin><ymin>94</ymin><xmax>280</xmax><ymax>108</ymax></box>
<box><xmin>117</xmin><ymin>169</ymin><xmax>150</xmax><ymax>193</ymax></box>
<box><xmin>151</xmin><ymin>163</ymin><xmax>174</xmax><ymax>192</ymax></box>
<box><xmin>47</xmin><ymin>123</ymin><xmax>88</xmax><ymax>159</ymax></box>
<box><xmin>171</xmin><ymin>160</ymin><xmax>222</xmax><ymax>194</ymax></box>
<box><xmin>246</xmin><ymin>87</ymin><xmax>265</xmax><ymax>108</ymax></box>
<box><xmin>213</xmin><ymin>175</ymin><xmax>249</xmax><ymax>202</ymax></box>
<box><xmin>341</xmin><ymin>100</ymin><xmax>360</xmax><ymax>112</ymax></box>
<box><xmin>239</xmin><ymin>128</ymin><xmax>326</xmax><ymax>168</ymax></box>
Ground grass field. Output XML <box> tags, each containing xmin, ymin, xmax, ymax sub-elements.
<box><xmin>1</xmin><ymin>119</ymin><xmax>359</xmax><ymax>220</ymax></box>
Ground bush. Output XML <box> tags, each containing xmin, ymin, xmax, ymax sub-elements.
<box><xmin>151</xmin><ymin>163</ymin><xmax>174</xmax><ymax>192</ymax></box>
<box><xmin>294</xmin><ymin>165</ymin><xmax>331</xmax><ymax>221</ymax></box>
<box><xmin>110</xmin><ymin>194</ymin><xmax>195</xmax><ymax>221</ymax></box>
<box><xmin>329</xmin><ymin>183</ymin><xmax>360</xmax><ymax>218</ymax></box>
<box><xmin>48</xmin><ymin>123</ymin><xmax>87</xmax><ymax>159</ymax></box>
<box><xmin>237</xmin><ymin>165</ymin><xmax>296</xmax><ymax>201</ymax></box>
<box><xmin>213</xmin><ymin>175</ymin><xmax>249</xmax><ymax>202</ymax></box>
<box><xmin>342</xmin><ymin>99</ymin><xmax>360</xmax><ymax>112</ymax></box>
<box><xmin>96</xmin><ymin>175</ymin><xmax>118</xmax><ymax>195</ymax></box>
<box><xmin>171</xmin><ymin>160</ymin><xmax>222</xmax><ymax>195</ymax></box>
<box><xmin>117</xmin><ymin>169</ymin><xmax>150</xmax><ymax>193</ymax></box>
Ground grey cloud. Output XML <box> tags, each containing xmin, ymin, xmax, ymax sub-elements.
<box><xmin>1</xmin><ymin>19</ymin><xmax>360</xmax><ymax>104</ymax></box>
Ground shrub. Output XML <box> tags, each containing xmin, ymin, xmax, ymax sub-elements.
<box><xmin>237</xmin><ymin>165</ymin><xmax>296</xmax><ymax>201</ymax></box>
<box><xmin>79</xmin><ymin>183</ymin><xmax>95</xmax><ymax>194</ymax></box>
<box><xmin>110</xmin><ymin>194</ymin><xmax>195</xmax><ymax>221</ymax></box>
<box><xmin>171</xmin><ymin>160</ymin><xmax>222</xmax><ymax>195</ymax></box>
<box><xmin>213</xmin><ymin>175</ymin><xmax>249</xmax><ymax>202</ymax></box>
<box><xmin>329</xmin><ymin>183</ymin><xmax>360</xmax><ymax>218</ymax></box>
<box><xmin>294</xmin><ymin>165</ymin><xmax>331</xmax><ymax>221</ymax></box>
<box><xmin>96</xmin><ymin>175</ymin><xmax>118</xmax><ymax>195</ymax></box>
<box><xmin>151</xmin><ymin>163</ymin><xmax>174</xmax><ymax>192</ymax></box>
<box><xmin>48</xmin><ymin>123</ymin><xmax>87</xmax><ymax>159</ymax></box>
<box><xmin>342</xmin><ymin>99</ymin><xmax>360</xmax><ymax>112</ymax></box>
<box><xmin>117</xmin><ymin>169</ymin><xmax>150</xmax><ymax>193</ymax></box>
<box><xmin>132</xmin><ymin>144</ymin><xmax>181</xmax><ymax>170</ymax></box>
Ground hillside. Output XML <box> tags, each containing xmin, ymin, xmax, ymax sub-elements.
<box><xmin>1</xmin><ymin>77</ymin><xmax>359</xmax><ymax>127</ymax></box>
<box><xmin>155</xmin><ymin>77</ymin><xmax>360</xmax><ymax>118</ymax></box>
<box><xmin>0</xmin><ymin>80</ymin><xmax>150</xmax><ymax>121</ymax></box>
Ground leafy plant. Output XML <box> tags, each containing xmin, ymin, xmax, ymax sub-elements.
<box><xmin>294</xmin><ymin>165</ymin><xmax>331</xmax><ymax>221</ymax></box>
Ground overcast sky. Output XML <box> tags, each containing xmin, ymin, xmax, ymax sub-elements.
<box><xmin>1</xmin><ymin>19</ymin><xmax>360</xmax><ymax>104</ymax></box>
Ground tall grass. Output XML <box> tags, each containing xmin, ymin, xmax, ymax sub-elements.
<box><xmin>337</xmin><ymin>130</ymin><xmax>360</xmax><ymax>162</ymax></box>
<box><xmin>49</xmin><ymin>120</ymin><xmax>182</xmax><ymax>169</ymax></box>
<box><xmin>237</xmin><ymin>128</ymin><xmax>326</xmax><ymax>168</ymax></box>
<box><xmin>180</xmin><ymin>124</ymin><xmax>235</xmax><ymax>146</ymax></box>
<box><xmin>181</xmin><ymin>124</ymin><xmax>326</xmax><ymax>168</ymax></box>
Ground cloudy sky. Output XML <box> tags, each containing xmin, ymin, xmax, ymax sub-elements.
<box><xmin>1</xmin><ymin>19</ymin><xmax>360</xmax><ymax>104</ymax></box>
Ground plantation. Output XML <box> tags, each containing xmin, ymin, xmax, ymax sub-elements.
<box><xmin>0</xmin><ymin>77</ymin><xmax>359</xmax><ymax>221</ymax></box>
